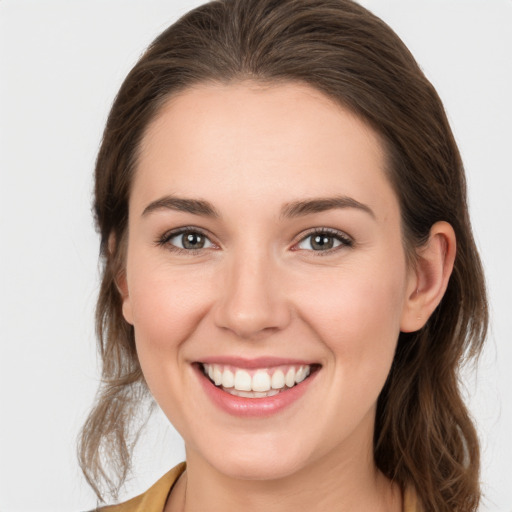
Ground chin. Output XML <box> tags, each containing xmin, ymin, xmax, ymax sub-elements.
<box><xmin>194</xmin><ymin>433</ymin><xmax>317</xmax><ymax>482</ymax></box>
<box><xmin>211</xmin><ymin>454</ymin><xmax>308</xmax><ymax>482</ymax></box>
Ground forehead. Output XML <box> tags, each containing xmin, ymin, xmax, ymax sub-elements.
<box><xmin>133</xmin><ymin>81</ymin><xmax>398</xmax><ymax>222</ymax></box>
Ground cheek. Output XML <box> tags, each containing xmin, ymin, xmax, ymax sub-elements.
<box><xmin>294</xmin><ymin>260</ymin><xmax>407</xmax><ymax>381</ymax></box>
<box><xmin>125</xmin><ymin>252</ymin><xmax>215</xmax><ymax>369</ymax></box>
<box><xmin>299</xmin><ymin>259</ymin><xmax>406</xmax><ymax>329</ymax></box>
<box><xmin>126</xmin><ymin>261</ymin><xmax>217</xmax><ymax>422</ymax></box>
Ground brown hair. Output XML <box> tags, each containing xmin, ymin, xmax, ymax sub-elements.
<box><xmin>78</xmin><ymin>0</ymin><xmax>488</xmax><ymax>510</ymax></box>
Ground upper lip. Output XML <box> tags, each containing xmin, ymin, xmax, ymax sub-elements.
<box><xmin>197</xmin><ymin>356</ymin><xmax>319</xmax><ymax>369</ymax></box>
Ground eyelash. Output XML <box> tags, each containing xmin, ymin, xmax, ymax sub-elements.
<box><xmin>155</xmin><ymin>226</ymin><xmax>214</xmax><ymax>255</ymax></box>
<box><xmin>155</xmin><ymin>226</ymin><xmax>354</xmax><ymax>256</ymax></box>
<box><xmin>295</xmin><ymin>227</ymin><xmax>354</xmax><ymax>255</ymax></box>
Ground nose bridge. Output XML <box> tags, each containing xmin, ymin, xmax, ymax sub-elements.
<box><xmin>214</xmin><ymin>241</ymin><xmax>291</xmax><ymax>338</ymax></box>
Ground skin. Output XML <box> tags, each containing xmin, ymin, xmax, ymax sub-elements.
<box><xmin>119</xmin><ymin>82</ymin><xmax>455</xmax><ymax>512</ymax></box>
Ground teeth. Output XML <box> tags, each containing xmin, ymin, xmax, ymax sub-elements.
<box><xmin>295</xmin><ymin>365</ymin><xmax>310</xmax><ymax>383</ymax></box>
<box><xmin>234</xmin><ymin>370</ymin><xmax>252</xmax><ymax>391</ymax></box>
<box><xmin>221</xmin><ymin>368</ymin><xmax>234</xmax><ymax>388</ymax></box>
<box><xmin>202</xmin><ymin>363</ymin><xmax>313</xmax><ymax>394</ymax></box>
<box><xmin>271</xmin><ymin>370</ymin><xmax>285</xmax><ymax>389</ymax></box>
<box><xmin>252</xmin><ymin>371</ymin><xmax>271</xmax><ymax>392</ymax></box>
<box><xmin>285</xmin><ymin>368</ymin><xmax>296</xmax><ymax>387</ymax></box>
<box><xmin>226</xmin><ymin>388</ymin><xmax>280</xmax><ymax>398</ymax></box>
<box><xmin>213</xmin><ymin>366</ymin><xmax>223</xmax><ymax>386</ymax></box>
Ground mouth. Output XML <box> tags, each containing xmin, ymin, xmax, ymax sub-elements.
<box><xmin>199</xmin><ymin>362</ymin><xmax>321</xmax><ymax>399</ymax></box>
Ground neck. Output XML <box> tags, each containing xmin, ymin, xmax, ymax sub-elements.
<box><xmin>166</xmin><ymin>425</ymin><xmax>402</xmax><ymax>512</ymax></box>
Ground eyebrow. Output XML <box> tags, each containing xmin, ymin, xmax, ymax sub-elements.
<box><xmin>280</xmin><ymin>196</ymin><xmax>375</xmax><ymax>220</ymax></box>
<box><xmin>142</xmin><ymin>196</ymin><xmax>220</xmax><ymax>218</ymax></box>
<box><xmin>141</xmin><ymin>194</ymin><xmax>375</xmax><ymax>220</ymax></box>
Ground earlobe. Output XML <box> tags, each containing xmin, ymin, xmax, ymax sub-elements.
<box><xmin>118</xmin><ymin>269</ymin><xmax>134</xmax><ymax>326</ymax></box>
<box><xmin>109</xmin><ymin>233</ymin><xmax>134</xmax><ymax>325</ymax></box>
<box><xmin>400</xmin><ymin>221</ymin><xmax>456</xmax><ymax>333</ymax></box>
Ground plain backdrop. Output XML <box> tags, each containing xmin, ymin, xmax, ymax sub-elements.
<box><xmin>0</xmin><ymin>1</ymin><xmax>511</xmax><ymax>511</ymax></box>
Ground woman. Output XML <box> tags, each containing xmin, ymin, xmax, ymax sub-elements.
<box><xmin>79</xmin><ymin>0</ymin><xmax>488</xmax><ymax>510</ymax></box>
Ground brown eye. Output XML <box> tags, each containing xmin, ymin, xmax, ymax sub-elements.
<box><xmin>164</xmin><ymin>230</ymin><xmax>214</xmax><ymax>251</ymax></box>
<box><xmin>182</xmin><ymin>232</ymin><xmax>206</xmax><ymax>249</ymax></box>
<box><xmin>310</xmin><ymin>234</ymin><xmax>335</xmax><ymax>250</ymax></box>
<box><xmin>296</xmin><ymin>230</ymin><xmax>353</xmax><ymax>252</ymax></box>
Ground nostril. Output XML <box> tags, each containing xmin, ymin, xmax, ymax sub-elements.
<box><xmin>212</xmin><ymin>269</ymin><xmax>292</xmax><ymax>338</ymax></box>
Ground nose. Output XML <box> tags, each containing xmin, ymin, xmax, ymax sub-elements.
<box><xmin>213</xmin><ymin>250</ymin><xmax>292</xmax><ymax>340</ymax></box>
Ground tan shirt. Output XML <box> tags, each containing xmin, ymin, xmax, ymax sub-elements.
<box><xmin>98</xmin><ymin>462</ymin><xmax>422</xmax><ymax>512</ymax></box>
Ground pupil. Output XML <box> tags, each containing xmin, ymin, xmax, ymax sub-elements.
<box><xmin>183</xmin><ymin>232</ymin><xmax>204</xmax><ymax>249</ymax></box>
<box><xmin>312</xmin><ymin>234</ymin><xmax>333</xmax><ymax>250</ymax></box>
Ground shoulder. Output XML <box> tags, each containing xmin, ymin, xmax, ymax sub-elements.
<box><xmin>88</xmin><ymin>462</ymin><xmax>186</xmax><ymax>512</ymax></box>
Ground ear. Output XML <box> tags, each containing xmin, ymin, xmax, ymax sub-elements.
<box><xmin>400</xmin><ymin>221</ymin><xmax>456</xmax><ymax>332</ymax></box>
<box><xmin>109</xmin><ymin>233</ymin><xmax>134</xmax><ymax>325</ymax></box>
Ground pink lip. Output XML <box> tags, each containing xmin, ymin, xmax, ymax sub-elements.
<box><xmin>198</xmin><ymin>356</ymin><xmax>315</xmax><ymax>369</ymax></box>
<box><xmin>194</xmin><ymin>363</ymin><xmax>320</xmax><ymax>418</ymax></box>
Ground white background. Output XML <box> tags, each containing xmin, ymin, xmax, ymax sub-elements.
<box><xmin>0</xmin><ymin>1</ymin><xmax>511</xmax><ymax>511</ymax></box>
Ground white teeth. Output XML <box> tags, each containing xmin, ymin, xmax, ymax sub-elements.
<box><xmin>295</xmin><ymin>365</ymin><xmax>310</xmax><ymax>384</ymax></box>
<box><xmin>213</xmin><ymin>366</ymin><xmax>223</xmax><ymax>386</ymax></box>
<box><xmin>202</xmin><ymin>363</ymin><xmax>313</xmax><ymax>394</ymax></box>
<box><xmin>234</xmin><ymin>370</ymin><xmax>252</xmax><ymax>391</ymax></box>
<box><xmin>252</xmin><ymin>371</ymin><xmax>271</xmax><ymax>392</ymax></box>
<box><xmin>221</xmin><ymin>368</ymin><xmax>234</xmax><ymax>388</ymax></box>
<box><xmin>271</xmin><ymin>370</ymin><xmax>285</xmax><ymax>389</ymax></box>
<box><xmin>231</xmin><ymin>390</ymin><xmax>255</xmax><ymax>398</ymax></box>
<box><xmin>226</xmin><ymin>388</ymin><xmax>280</xmax><ymax>398</ymax></box>
<box><xmin>285</xmin><ymin>368</ymin><xmax>296</xmax><ymax>388</ymax></box>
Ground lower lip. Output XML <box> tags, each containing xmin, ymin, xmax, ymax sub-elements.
<box><xmin>194</xmin><ymin>364</ymin><xmax>319</xmax><ymax>417</ymax></box>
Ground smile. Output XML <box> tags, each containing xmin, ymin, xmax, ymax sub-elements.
<box><xmin>195</xmin><ymin>360</ymin><xmax>321</xmax><ymax>416</ymax></box>
<box><xmin>202</xmin><ymin>363</ymin><xmax>314</xmax><ymax>398</ymax></box>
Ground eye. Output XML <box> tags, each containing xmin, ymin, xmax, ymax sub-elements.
<box><xmin>158</xmin><ymin>228</ymin><xmax>215</xmax><ymax>252</ymax></box>
<box><xmin>295</xmin><ymin>228</ymin><xmax>353</xmax><ymax>253</ymax></box>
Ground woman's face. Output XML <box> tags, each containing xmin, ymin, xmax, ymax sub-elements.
<box><xmin>121</xmin><ymin>82</ymin><xmax>417</xmax><ymax>480</ymax></box>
